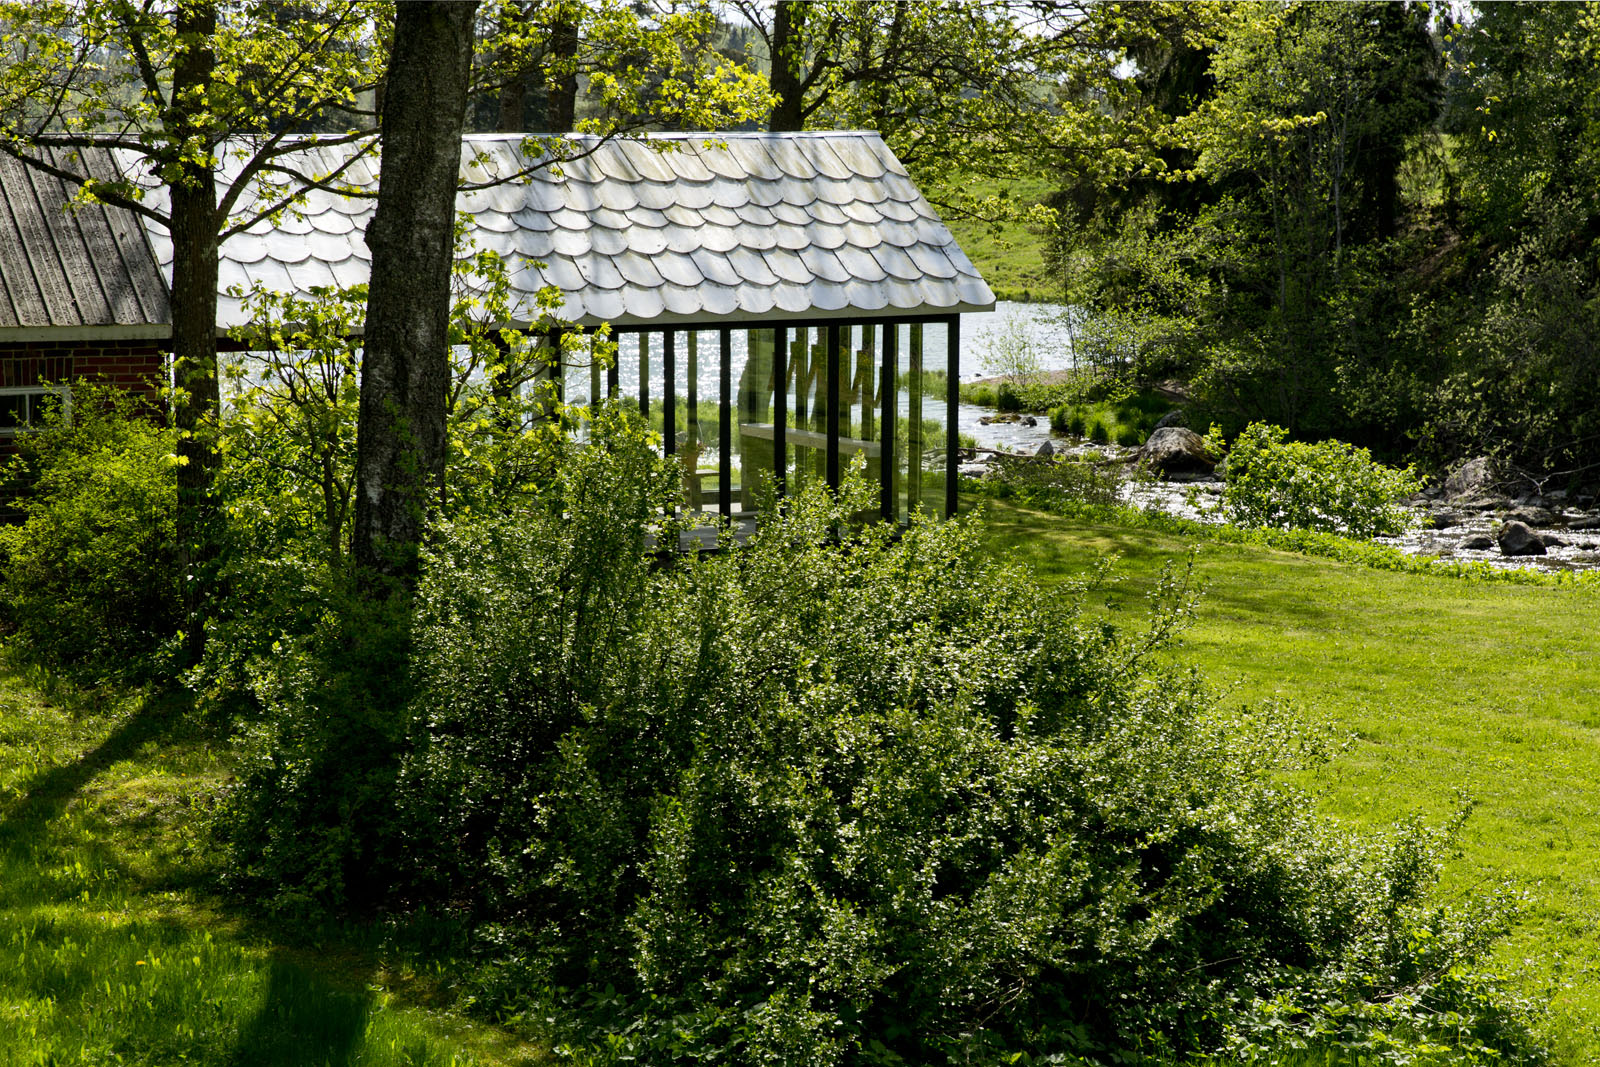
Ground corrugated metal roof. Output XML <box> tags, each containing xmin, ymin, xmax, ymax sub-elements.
<box><xmin>0</xmin><ymin>146</ymin><xmax>169</xmax><ymax>330</ymax></box>
<box><xmin>128</xmin><ymin>131</ymin><xmax>995</xmax><ymax>331</ymax></box>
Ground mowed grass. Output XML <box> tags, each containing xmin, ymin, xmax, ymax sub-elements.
<box><xmin>0</xmin><ymin>674</ymin><xmax>541</xmax><ymax>1067</ymax></box>
<box><xmin>973</xmin><ymin>496</ymin><xmax>1600</xmax><ymax>1063</ymax></box>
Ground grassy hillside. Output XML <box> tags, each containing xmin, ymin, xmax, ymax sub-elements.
<box><xmin>936</xmin><ymin>177</ymin><xmax>1057</xmax><ymax>302</ymax></box>
<box><xmin>973</xmin><ymin>496</ymin><xmax>1600</xmax><ymax>1064</ymax></box>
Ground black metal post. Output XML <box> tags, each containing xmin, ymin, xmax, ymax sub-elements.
<box><xmin>664</xmin><ymin>329</ymin><xmax>676</xmax><ymax>458</ymax></box>
<box><xmin>720</xmin><ymin>328</ymin><xmax>732</xmax><ymax>519</ymax></box>
<box><xmin>639</xmin><ymin>331</ymin><xmax>650</xmax><ymax>419</ymax></box>
<box><xmin>549</xmin><ymin>329</ymin><xmax>564</xmax><ymax>406</ymax></box>
<box><xmin>946</xmin><ymin>314</ymin><xmax>960</xmax><ymax>519</ymax></box>
<box><xmin>607</xmin><ymin>331</ymin><xmax>619</xmax><ymax>399</ymax></box>
<box><xmin>826</xmin><ymin>323</ymin><xmax>840</xmax><ymax>492</ymax></box>
<box><xmin>774</xmin><ymin>326</ymin><xmax>787</xmax><ymax>501</ymax></box>
<box><xmin>882</xmin><ymin>320</ymin><xmax>896</xmax><ymax>521</ymax></box>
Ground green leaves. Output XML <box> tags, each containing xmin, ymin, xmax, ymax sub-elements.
<box><xmin>0</xmin><ymin>383</ymin><xmax>181</xmax><ymax>684</ymax></box>
<box><xmin>1219</xmin><ymin>422</ymin><xmax>1421</xmax><ymax>539</ymax></box>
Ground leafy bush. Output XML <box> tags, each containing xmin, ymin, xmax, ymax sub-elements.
<box><xmin>976</xmin><ymin>455</ymin><xmax>1124</xmax><ymax>511</ymax></box>
<box><xmin>1053</xmin><ymin>407</ymin><xmax>1088</xmax><ymax>436</ymax></box>
<box><xmin>995</xmin><ymin>380</ymin><xmax>1023</xmax><ymax>412</ymax></box>
<box><xmin>1049</xmin><ymin>387</ymin><xmax>1171</xmax><ymax>444</ymax></box>
<box><xmin>219</xmin><ymin>405</ymin><xmax>676</xmax><ymax>916</ymax></box>
<box><xmin>235</xmin><ymin>424</ymin><xmax>1537</xmax><ymax>1065</ymax></box>
<box><xmin>1220</xmin><ymin>423</ymin><xmax>1421</xmax><ymax>538</ymax></box>
<box><xmin>196</xmin><ymin>256</ymin><xmax>584</xmax><ymax>704</ymax></box>
<box><xmin>959</xmin><ymin>381</ymin><xmax>1000</xmax><ymax>407</ymax></box>
<box><xmin>0</xmin><ymin>383</ymin><xmax>179</xmax><ymax>683</ymax></box>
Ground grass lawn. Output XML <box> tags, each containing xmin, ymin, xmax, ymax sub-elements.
<box><xmin>972</xmin><ymin>496</ymin><xmax>1600</xmax><ymax>1064</ymax></box>
<box><xmin>0</xmin><ymin>674</ymin><xmax>543</xmax><ymax>1066</ymax></box>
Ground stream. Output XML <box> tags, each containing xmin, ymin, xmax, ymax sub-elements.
<box><xmin>966</xmin><ymin>420</ymin><xmax>1600</xmax><ymax>577</ymax></box>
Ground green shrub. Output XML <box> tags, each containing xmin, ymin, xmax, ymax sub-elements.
<box><xmin>1088</xmin><ymin>417</ymin><xmax>1111</xmax><ymax>443</ymax></box>
<box><xmin>977</xmin><ymin>455</ymin><xmax>1123</xmax><ymax>510</ymax></box>
<box><xmin>959</xmin><ymin>382</ymin><xmax>999</xmax><ymax>407</ymax></box>
<box><xmin>1220</xmin><ymin>422</ymin><xmax>1422</xmax><ymax>538</ymax></box>
<box><xmin>220</xmin><ymin>405</ymin><xmax>678</xmax><ymax>916</ymax></box>
<box><xmin>995</xmin><ymin>380</ymin><xmax>1023</xmax><ymax>412</ymax></box>
<box><xmin>1049</xmin><ymin>388</ymin><xmax>1171</xmax><ymax>444</ymax></box>
<box><xmin>334</xmin><ymin>453</ymin><xmax>1532</xmax><ymax>1064</ymax></box>
<box><xmin>0</xmin><ymin>383</ymin><xmax>179</xmax><ymax>683</ymax></box>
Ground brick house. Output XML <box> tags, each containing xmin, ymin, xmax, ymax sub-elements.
<box><xmin>0</xmin><ymin>147</ymin><xmax>170</xmax><ymax>445</ymax></box>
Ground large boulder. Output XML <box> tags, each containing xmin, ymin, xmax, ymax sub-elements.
<box><xmin>1444</xmin><ymin>456</ymin><xmax>1495</xmax><ymax>500</ymax></box>
<box><xmin>1137</xmin><ymin>426</ymin><xmax>1215</xmax><ymax>477</ymax></box>
<box><xmin>1496</xmin><ymin>520</ymin><xmax>1546</xmax><ymax>556</ymax></box>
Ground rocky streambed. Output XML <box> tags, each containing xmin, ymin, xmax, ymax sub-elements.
<box><xmin>962</xmin><ymin>418</ymin><xmax>1600</xmax><ymax>575</ymax></box>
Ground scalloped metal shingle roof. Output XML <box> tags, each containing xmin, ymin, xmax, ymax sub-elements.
<box><xmin>127</xmin><ymin>131</ymin><xmax>995</xmax><ymax>332</ymax></box>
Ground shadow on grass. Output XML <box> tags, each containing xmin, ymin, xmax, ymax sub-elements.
<box><xmin>227</xmin><ymin>955</ymin><xmax>376</xmax><ymax>1067</ymax></box>
<box><xmin>0</xmin><ymin>690</ymin><xmax>187</xmax><ymax>851</ymax></box>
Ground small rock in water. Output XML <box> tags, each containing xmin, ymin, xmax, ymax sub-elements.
<box><xmin>1543</xmin><ymin>534</ymin><xmax>1568</xmax><ymax>549</ymax></box>
<box><xmin>1460</xmin><ymin>535</ymin><xmax>1494</xmax><ymax>551</ymax></box>
<box><xmin>1509</xmin><ymin>507</ymin><xmax>1559</xmax><ymax>527</ymax></box>
<box><xmin>1021</xmin><ymin>416</ymin><xmax>1037</xmax><ymax>427</ymax></box>
<box><xmin>1428</xmin><ymin>512</ymin><xmax>1463</xmax><ymax>530</ymax></box>
<box><xmin>1453</xmin><ymin>491</ymin><xmax>1508</xmax><ymax>512</ymax></box>
<box><xmin>1035</xmin><ymin>440</ymin><xmax>1056</xmax><ymax>460</ymax></box>
<box><xmin>1496</xmin><ymin>520</ymin><xmax>1546</xmax><ymax>556</ymax></box>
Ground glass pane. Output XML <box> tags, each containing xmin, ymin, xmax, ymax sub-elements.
<box><xmin>775</xmin><ymin>326</ymin><xmax>814</xmax><ymax>496</ymax></box>
<box><xmin>0</xmin><ymin>394</ymin><xmax>23</xmax><ymax>431</ymax></box>
<box><xmin>843</xmin><ymin>324</ymin><xmax>882</xmax><ymax>493</ymax></box>
<box><xmin>737</xmin><ymin>328</ymin><xmax>776</xmax><ymax>512</ymax></box>
<box><xmin>675</xmin><ymin>330</ymin><xmax>724</xmax><ymax>515</ymax></box>
<box><xmin>899</xmin><ymin>324</ymin><xmax>938</xmax><ymax>521</ymax></box>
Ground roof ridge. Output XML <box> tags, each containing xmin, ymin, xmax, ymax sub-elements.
<box><xmin>462</xmin><ymin>130</ymin><xmax>883</xmax><ymax>142</ymax></box>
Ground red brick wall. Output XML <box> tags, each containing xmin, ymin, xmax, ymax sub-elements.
<box><xmin>0</xmin><ymin>339</ymin><xmax>168</xmax><ymax>465</ymax></box>
<box><xmin>0</xmin><ymin>338</ymin><xmax>167</xmax><ymax>397</ymax></box>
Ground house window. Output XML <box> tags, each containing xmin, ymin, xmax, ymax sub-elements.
<box><xmin>0</xmin><ymin>385</ymin><xmax>70</xmax><ymax>434</ymax></box>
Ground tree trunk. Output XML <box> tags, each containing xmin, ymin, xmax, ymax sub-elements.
<box><xmin>496</xmin><ymin>1</ymin><xmax>530</xmax><ymax>132</ymax></box>
<box><xmin>353</xmin><ymin>0</ymin><xmax>478</xmax><ymax>588</ymax></box>
<box><xmin>170</xmin><ymin>1</ymin><xmax>222</xmax><ymax>665</ymax></box>
<box><xmin>769</xmin><ymin>0</ymin><xmax>806</xmax><ymax>132</ymax></box>
<box><xmin>548</xmin><ymin>10</ymin><xmax>579</xmax><ymax>134</ymax></box>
